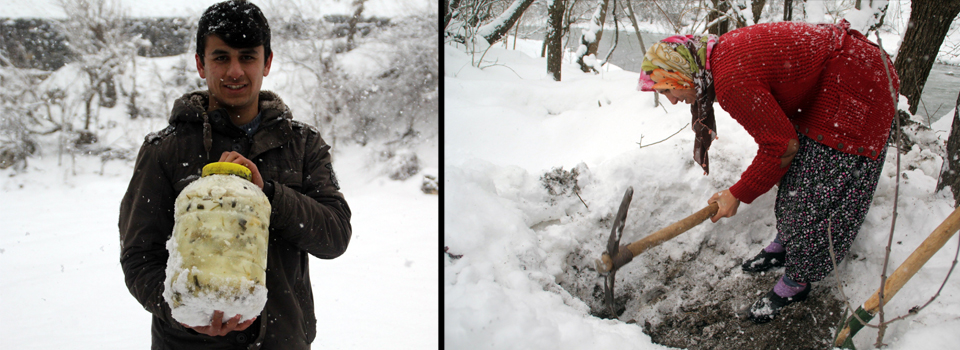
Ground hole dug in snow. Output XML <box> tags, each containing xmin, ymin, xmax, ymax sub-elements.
<box><xmin>537</xmin><ymin>166</ymin><xmax>846</xmax><ymax>349</ymax></box>
<box><xmin>557</xmin><ymin>239</ymin><xmax>845</xmax><ymax>350</ymax></box>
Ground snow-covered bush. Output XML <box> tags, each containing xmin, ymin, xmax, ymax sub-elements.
<box><xmin>376</xmin><ymin>147</ymin><xmax>421</xmax><ymax>180</ymax></box>
<box><xmin>421</xmin><ymin>173</ymin><xmax>438</xmax><ymax>194</ymax></box>
<box><xmin>540</xmin><ymin>166</ymin><xmax>581</xmax><ymax>197</ymax></box>
<box><xmin>276</xmin><ymin>5</ymin><xmax>437</xmax><ymax>148</ymax></box>
<box><xmin>353</xmin><ymin>12</ymin><xmax>438</xmax><ymax>144</ymax></box>
<box><xmin>0</xmin><ymin>62</ymin><xmax>51</xmax><ymax>170</ymax></box>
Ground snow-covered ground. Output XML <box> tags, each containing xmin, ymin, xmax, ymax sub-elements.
<box><xmin>0</xmin><ymin>144</ymin><xmax>438</xmax><ymax>349</ymax></box>
<box><xmin>445</xmin><ymin>34</ymin><xmax>960</xmax><ymax>349</ymax></box>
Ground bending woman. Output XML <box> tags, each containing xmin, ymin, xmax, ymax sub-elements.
<box><xmin>637</xmin><ymin>20</ymin><xmax>899</xmax><ymax>323</ymax></box>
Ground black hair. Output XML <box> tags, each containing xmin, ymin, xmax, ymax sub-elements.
<box><xmin>196</xmin><ymin>0</ymin><xmax>271</xmax><ymax>65</ymax></box>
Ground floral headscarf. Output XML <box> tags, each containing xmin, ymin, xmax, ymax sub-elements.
<box><xmin>638</xmin><ymin>34</ymin><xmax>718</xmax><ymax>175</ymax></box>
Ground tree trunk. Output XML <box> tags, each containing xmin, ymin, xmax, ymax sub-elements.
<box><xmin>708</xmin><ymin>0</ymin><xmax>731</xmax><ymax>36</ymax></box>
<box><xmin>128</xmin><ymin>54</ymin><xmax>139</xmax><ymax>119</ymax></box>
<box><xmin>546</xmin><ymin>0</ymin><xmax>565</xmax><ymax>81</ymax></box>
<box><xmin>599</xmin><ymin>0</ymin><xmax>620</xmax><ymax>67</ymax></box>
<box><xmin>444</xmin><ymin>0</ymin><xmax>460</xmax><ymax>31</ymax></box>
<box><xmin>542</xmin><ymin>38</ymin><xmax>547</xmax><ymax>58</ymax></box>
<box><xmin>937</xmin><ymin>89</ymin><xmax>960</xmax><ymax>205</ymax></box>
<box><xmin>751</xmin><ymin>0</ymin><xmax>765</xmax><ymax>24</ymax></box>
<box><xmin>513</xmin><ymin>10</ymin><xmax>523</xmax><ymax>50</ymax></box>
<box><xmin>575</xmin><ymin>0</ymin><xmax>611</xmax><ymax>73</ymax></box>
<box><xmin>622</xmin><ymin>0</ymin><xmax>644</xmax><ymax>53</ymax></box>
<box><xmin>783</xmin><ymin>0</ymin><xmax>792</xmax><ymax>21</ymax></box>
<box><xmin>622</xmin><ymin>0</ymin><xmax>659</xmax><ymax>107</ymax></box>
<box><xmin>477</xmin><ymin>0</ymin><xmax>536</xmax><ymax>45</ymax></box>
<box><xmin>893</xmin><ymin>0</ymin><xmax>960</xmax><ymax>115</ymax></box>
<box><xmin>347</xmin><ymin>0</ymin><xmax>365</xmax><ymax>51</ymax></box>
<box><xmin>98</xmin><ymin>76</ymin><xmax>117</xmax><ymax>108</ymax></box>
<box><xmin>84</xmin><ymin>92</ymin><xmax>94</xmax><ymax>131</ymax></box>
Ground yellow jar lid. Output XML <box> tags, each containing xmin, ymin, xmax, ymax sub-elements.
<box><xmin>201</xmin><ymin>162</ymin><xmax>253</xmax><ymax>182</ymax></box>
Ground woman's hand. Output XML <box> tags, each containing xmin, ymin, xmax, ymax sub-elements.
<box><xmin>708</xmin><ymin>189</ymin><xmax>740</xmax><ymax>223</ymax></box>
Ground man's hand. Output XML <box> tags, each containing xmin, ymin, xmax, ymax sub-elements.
<box><xmin>219</xmin><ymin>151</ymin><xmax>264</xmax><ymax>189</ymax></box>
<box><xmin>708</xmin><ymin>189</ymin><xmax>741</xmax><ymax>223</ymax></box>
<box><xmin>182</xmin><ymin>311</ymin><xmax>257</xmax><ymax>337</ymax></box>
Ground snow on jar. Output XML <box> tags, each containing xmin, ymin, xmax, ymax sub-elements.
<box><xmin>163</xmin><ymin>162</ymin><xmax>271</xmax><ymax>327</ymax></box>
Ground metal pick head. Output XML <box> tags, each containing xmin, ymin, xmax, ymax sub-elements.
<box><xmin>606</xmin><ymin>187</ymin><xmax>634</xmax><ymax>256</ymax></box>
<box><xmin>604</xmin><ymin>269</ymin><xmax>617</xmax><ymax>318</ymax></box>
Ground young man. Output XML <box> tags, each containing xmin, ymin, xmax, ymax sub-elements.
<box><xmin>119</xmin><ymin>1</ymin><xmax>351</xmax><ymax>348</ymax></box>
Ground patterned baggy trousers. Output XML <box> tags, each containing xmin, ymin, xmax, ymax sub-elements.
<box><xmin>775</xmin><ymin>134</ymin><xmax>886</xmax><ymax>283</ymax></box>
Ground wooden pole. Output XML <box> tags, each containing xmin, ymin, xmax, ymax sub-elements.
<box><xmin>835</xmin><ymin>205</ymin><xmax>960</xmax><ymax>348</ymax></box>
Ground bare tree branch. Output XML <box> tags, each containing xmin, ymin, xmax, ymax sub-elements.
<box><xmin>874</xmin><ymin>33</ymin><xmax>902</xmax><ymax>349</ymax></box>
<box><xmin>638</xmin><ymin>123</ymin><xmax>688</xmax><ymax>149</ymax></box>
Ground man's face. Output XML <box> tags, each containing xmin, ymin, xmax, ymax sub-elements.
<box><xmin>196</xmin><ymin>35</ymin><xmax>273</xmax><ymax>114</ymax></box>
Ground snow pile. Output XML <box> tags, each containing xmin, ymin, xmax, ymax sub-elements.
<box><xmin>446</xmin><ymin>37</ymin><xmax>960</xmax><ymax>349</ymax></box>
<box><xmin>163</xmin><ymin>174</ymin><xmax>271</xmax><ymax>327</ymax></box>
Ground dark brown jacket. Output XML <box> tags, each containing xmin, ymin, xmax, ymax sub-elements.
<box><xmin>119</xmin><ymin>91</ymin><xmax>351</xmax><ymax>349</ymax></box>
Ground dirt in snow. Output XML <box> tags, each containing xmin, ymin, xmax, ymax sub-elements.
<box><xmin>558</xmin><ymin>241</ymin><xmax>846</xmax><ymax>350</ymax></box>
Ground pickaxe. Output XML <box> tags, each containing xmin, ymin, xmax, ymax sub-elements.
<box><xmin>595</xmin><ymin>186</ymin><xmax>719</xmax><ymax>317</ymax></box>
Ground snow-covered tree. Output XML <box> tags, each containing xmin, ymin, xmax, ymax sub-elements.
<box><xmin>444</xmin><ymin>0</ymin><xmax>458</xmax><ymax>30</ymax></box>
<box><xmin>706</xmin><ymin>0</ymin><xmax>733</xmax><ymax>35</ymax></box>
<box><xmin>276</xmin><ymin>1</ymin><xmax>435</xmax><ymax>148</ymax></box>
<box><xmin>476</xmin><ymin>0</ymin><xmax>535</xmax><ymax>44</ymax></box>
<box><xmin>574</xmin><ymin>0</ymin><xmax>610</xmax><ymax>73</ymax></box>
<box><xmin>705</xmin><ymin>0</ymin><xmax>761</xmax><ymax>35</ymax></box>
<box><xmin>351</xmin><ymin>12</ymin><xmax>438</xmax><ymax>146</ymax></box>
<box><xmin>938</xmin><ymin>91</ymin><xmax>960</xmax><ymax>205</ymax></box>
<box><xmin>0</xmin><ymin>53</ymin><xmax>47</xmax><ymax>170</ymax></box>
<box><xmin>346</xmin><ymin>0</ymin><xmax>366</xmax><ymax>50</ymax></box>
<box><xmin>56</xmin><ymin>0</ymin><xmax>144</xmax><ymax>131</ymax></box>
<box><xmin>272</xmin><ymin>1</ymin><xmax>349</xmax><ymax>146</ymax></box>
<box><xmin>846</xmin><ymin>0</ymin><xmax>890</xmax><ymax>37</ymax></box>
<box><xmin>446</xmin><ymin>0</ymin><xmax>525</xmax><ymax>46</ymax></box>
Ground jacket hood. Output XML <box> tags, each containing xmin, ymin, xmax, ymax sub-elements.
<box><xmin>169</xmin><ymin>90</ymin><xmax>292</xmax><ymax>125</ymax></box>
<box><xmin>168</xmin><ymin>90</ymin><xmax>294</xmax><ymax>159</ymax></box>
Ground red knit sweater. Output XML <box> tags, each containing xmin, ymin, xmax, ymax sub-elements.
<box><xmin>710</xmin><ymin>22</ymin><xmax>899</xmax><ymax>204</ymax></box>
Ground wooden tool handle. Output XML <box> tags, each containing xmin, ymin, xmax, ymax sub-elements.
<box><xmin>863</xmin><ymin>205</ymin><xmax>960</xmax><ymax>313</ymax></box>
<box><xmin>625</xmin><ymin>202</ymin><xmax>719</xmax><ymax>257</ymax></box>
<box><xmin>834</xmin><ymin>205</ymin><xmax>960</xmax><ymax>348</ymax></box>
